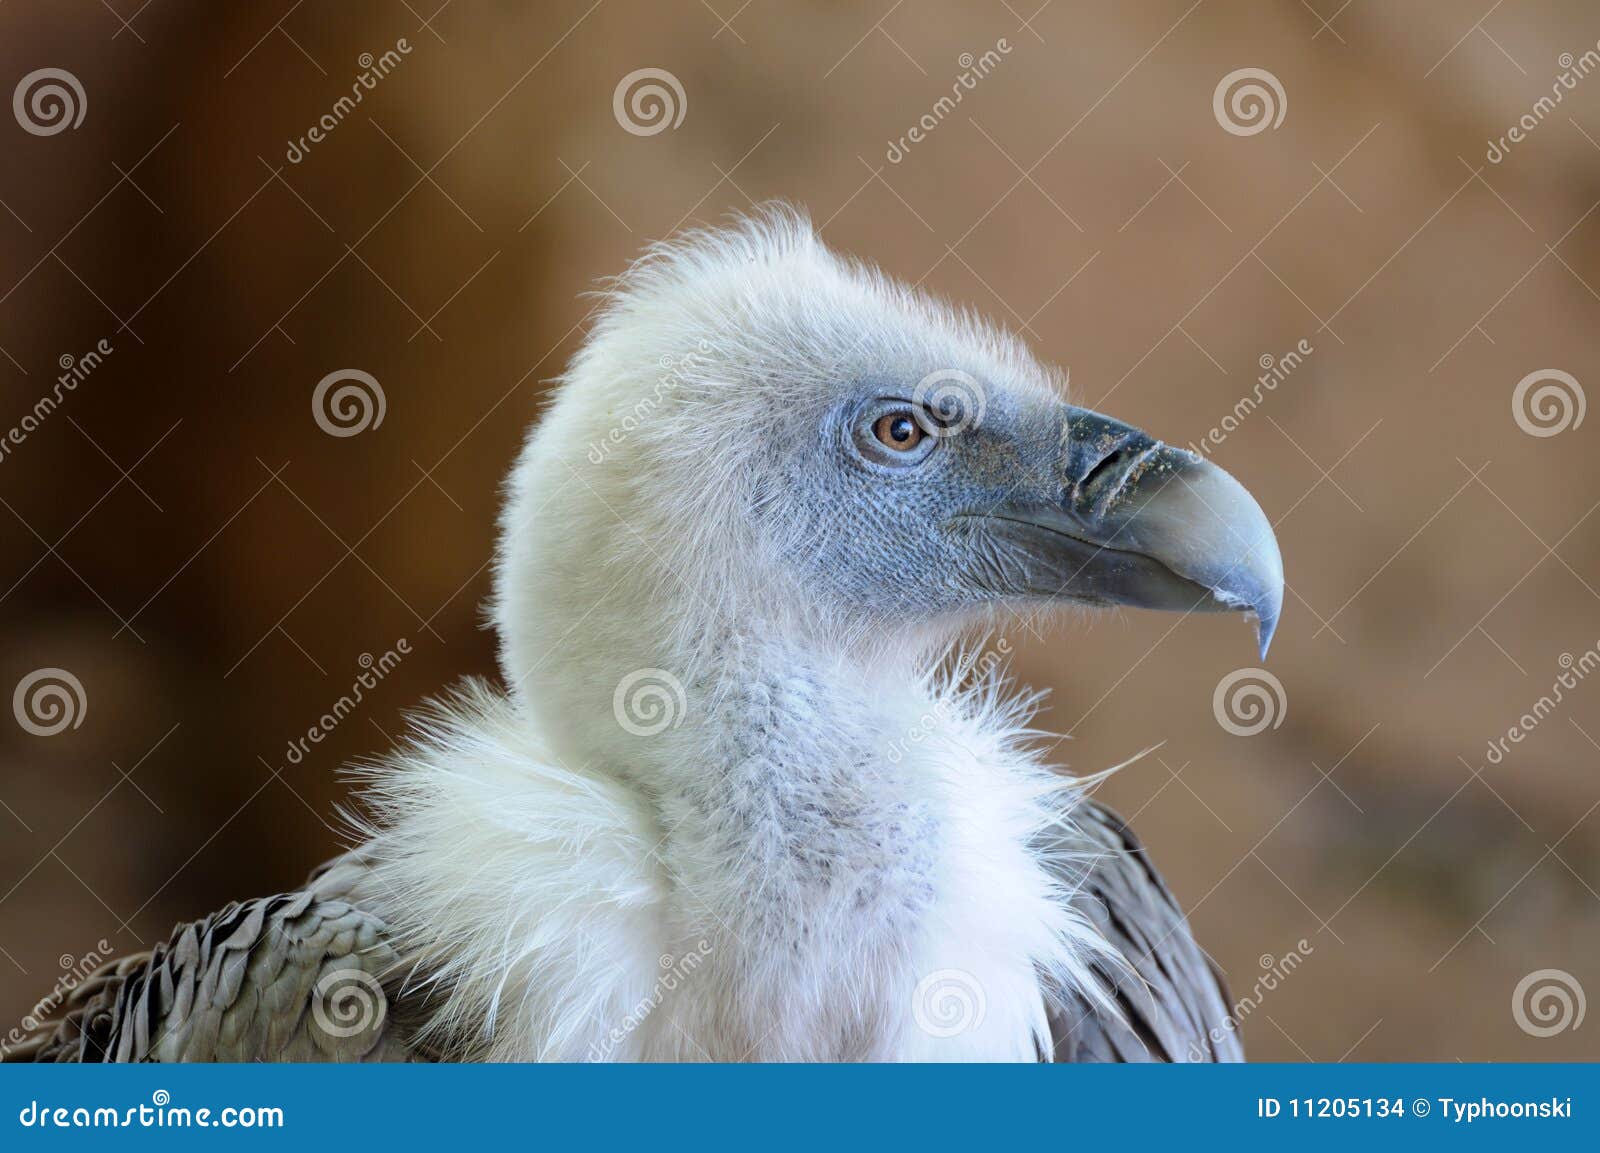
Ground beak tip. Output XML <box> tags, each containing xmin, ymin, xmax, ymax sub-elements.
<box><xmin>1255</xmin><ymin>610</ymin><xmax>1279</xmax><ymax>661</ymax></box>
<box><xmin>1245</xmin><ymin>555</ymin><xmax>1284</xmax><ymax>662</ymax></box>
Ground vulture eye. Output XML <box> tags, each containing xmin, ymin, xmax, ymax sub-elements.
<box><xmin>852</xmin><ymin>402</ymin><xmax>938</xmax><ymax>468</ymax></box>
<box><xmin>873</xmin><ymin>412</ymin><xmax>924</xmax><ymax>451</ymax></box>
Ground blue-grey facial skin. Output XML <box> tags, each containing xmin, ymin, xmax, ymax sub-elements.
<box><xmin>772</xmin><ymin>375</ymin><xmax>1284</xmax><ymax>657</ymax></box>
<box><xmin>770</xmin><ymin>382</ymin><xmax>1044</xmax><ymax>619</ymax></box>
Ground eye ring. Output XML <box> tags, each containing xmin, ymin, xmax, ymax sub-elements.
<box><xmin>872</xmin><ymin>411</ymin><xmax>925</xmax><ymax>452</ymax></box>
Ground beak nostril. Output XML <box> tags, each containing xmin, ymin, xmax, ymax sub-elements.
<box><xmin>1077</xmin><ymin>439</ymin><xmax>1141</xmax><ymax>491</ymax></box>
<box><xmin>1063</xmin><ymin>410</ymin><xmax>1162</xmax><ymax>497</ymax></box>
<box><xmin>1071</xmin><ymin>440</ymin><xmax>1163</xmax><ymax>518</ymax></box>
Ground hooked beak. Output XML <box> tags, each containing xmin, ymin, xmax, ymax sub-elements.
<box><xmin>979</xmin><ymin>406</ymin><xmax>1284</xmax><ymax>659</ymax></box>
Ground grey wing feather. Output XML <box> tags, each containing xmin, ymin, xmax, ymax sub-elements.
<box><xmin>5</xmin><ymin>857</ymin><xmax>422</xmax><ymax>1063</ymax></box>
<box><xmin>1045</xmin><ymin>800</ymin><xmax>1244</xmax><ymax>1062</ymax></box>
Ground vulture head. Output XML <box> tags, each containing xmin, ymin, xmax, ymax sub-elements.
<box><xmin>494</xmin><ymin>208</ymin><xmax>1281</xmax><ymax>766</ymax></box>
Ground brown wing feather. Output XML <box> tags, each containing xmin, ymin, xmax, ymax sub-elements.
<box><xmin>1045</xmin><ymin>801</ymin><xmax>1244</xmax><ymax>1062</ymax></box>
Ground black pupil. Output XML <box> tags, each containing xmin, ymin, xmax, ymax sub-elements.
<box><xmin>888</xmin><ymin>416</ymin><xmax>915</xmax><ymax>444</ymax></box>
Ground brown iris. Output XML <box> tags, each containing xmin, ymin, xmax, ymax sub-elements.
<box><xmin>872</xmin><ymin>412</ymin><xmax>924</xmax><ymax>451</ymax></box>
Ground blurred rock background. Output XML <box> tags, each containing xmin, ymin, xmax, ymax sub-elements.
<box><xmin>1</xmin><ymin>0</ymin><xmax>1597</xmax><ymax>1059</ymax></box>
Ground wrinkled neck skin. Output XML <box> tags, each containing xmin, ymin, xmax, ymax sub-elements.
<box><xmin>489</xmin><ymin>422</ymin><xmax>1099</xmax><ymax>1060</ymax></box>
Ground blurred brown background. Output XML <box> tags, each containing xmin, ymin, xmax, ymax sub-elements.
<box><xmin>1</xmin><ymin>0</ymin><xmax>1597</xmax><ymax>1060</ymax></box>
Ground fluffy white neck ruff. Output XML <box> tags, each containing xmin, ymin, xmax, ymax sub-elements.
<box><xmin>353</xmin><ymin>649</ymin><xmax>1113</xmax><ymax>1061</ymax></box>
